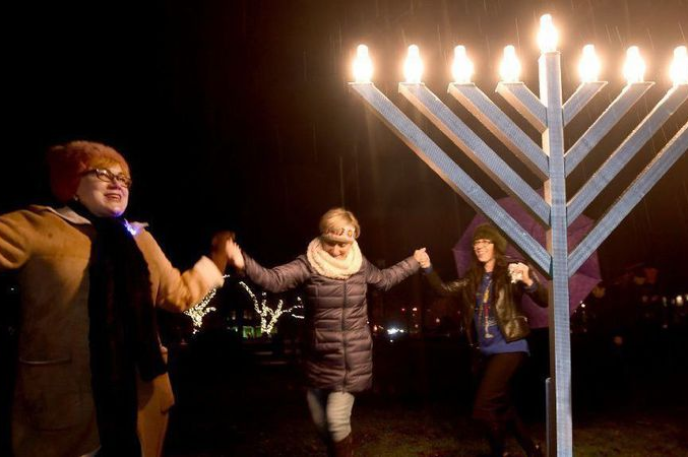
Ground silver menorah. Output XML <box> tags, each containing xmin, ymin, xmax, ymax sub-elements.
<box><xmin>349</xmin><ymin>14</ymin><xmax>688</xmax><ymax>457</ymax></box>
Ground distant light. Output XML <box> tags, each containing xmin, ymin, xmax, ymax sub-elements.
<box><xmin>412</xmin><ymin>307</ymin><xmax>418</xmax><ymax>312</ymax></box>
<box><xmin>401</xmin><ymin>307</ymin><xmax>406</xmax><ymax>312</ymax></box>
<box><xmin>452</xmin><ymin>45</ymin><xmax>474</xmax><ymax>83</ymax></box>
<box><xmin>670</xmin><ymin>46</ymin><xmax>688</xmax><ymax>85</ymax></box>
<box><xmin>677</xmin><ymin>295</ymin><xmax>685</xmax><ymax>306</ymax></box>
<box><xmin>404</xmin><ymin>45</ymin><xmax>424</xmax><ymax>83</ymax></box>
<box><xmin>353</xmin><ymin>44</ymin><xmax>373</xmax><ymax>83</ymax></box>
<box><xmin>435</xmin><ymin>318</ymin><xmax>441</xmax><ymax>324</ymax></box>
<box><xmin>537</xmin><ymin>14</ymin><xmax>558</xmax><ymax>53</ymax></box>
<box><xmin>623</xmin><ymin>46</ymin><xmax>646</xmax><ymax>84</ymax></box>
<box><xmin>579</xmin><ymin>44</ymin><xmax>601</xmax><ymax>82</ymax></box>
<box><xmin>500</xmin><ymin>45</ymin><xmax>521</xmax><ymax>82</ymax></box>
<box><xmin>581</xmin><ymin>303</ymin><xmax>586</xmax><ymax>309</ymax></box>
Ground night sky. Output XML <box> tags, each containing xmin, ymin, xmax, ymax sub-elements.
<box><xmin>3</xmin><ymin>0</ymin><xmax>688</xmax><ymax>291</ymax></box>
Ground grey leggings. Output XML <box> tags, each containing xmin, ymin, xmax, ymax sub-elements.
<box><xmin>306</xmin><ymin>388</ymin><xmax>355</xmax><ymax>442</ymax></box>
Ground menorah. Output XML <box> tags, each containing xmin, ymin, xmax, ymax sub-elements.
<box><xmin>349</xmin><ymin>14</ymin><xmax>688</xmax><ymax>457</ymax></box>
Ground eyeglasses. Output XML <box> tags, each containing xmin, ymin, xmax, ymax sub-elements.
<box><xmin>84</xmin><ymin>168</ymin><xmax>132</xmax><ymax>189</ymax></box>
<box><xmin>473</xmin><ymin>239</ymin><xmax>494</xmax><ymax>247</ymax></box>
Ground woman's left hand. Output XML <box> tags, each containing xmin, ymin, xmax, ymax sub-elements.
<box><xmin>508</xmin><ymin>262</ymin><xmax>534</xmax><ymax>287</ymax></box>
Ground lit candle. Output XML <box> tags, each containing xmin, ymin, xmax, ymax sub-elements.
<box><xmin>404</xmin><ymin>45</ymin><xmax>424</xmax><ymax>83</ymax></box>
<box><xmin>452</xmin><ymin>45</ymin><xmax>474</xmax><ymax>84</ymax></box>
<box><xmin>579</xmin><ymin>44</ymin><xmax>601</xmax><ymax>82</ymax></box>
<box><xmin>623</xmin><ymin>46</ymin><xmax>646</xmax><ymax>84</ymax></box>
<box><xmin>670</xmin><ymin>45</ymin><xmax>688</xmax><ymax>85</ymax></box>
<box><xmin>353</xmin><ymin>44</ymin><xmax>373</xmax><ymax>83</ymax></box>
<box><xmin>538</xmin><ymin>14</ymin><xmax>558</xmax><ymax>53</ymax></box>
<box><xmin>500</xmin><ymin>45</ymin><xmax>521</xmax><ymax>82</ymax></box>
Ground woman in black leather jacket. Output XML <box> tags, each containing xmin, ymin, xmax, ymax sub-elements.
<box><xmin>417</xmin><ymin>223</ymin><xmax>547</xmax><ymax>457</ymax></box>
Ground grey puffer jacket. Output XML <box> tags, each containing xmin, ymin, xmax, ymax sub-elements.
<box><xmin>244</xmin><ymin>253</ymin><xmax>420</xmax><ymax>392</ymax></box>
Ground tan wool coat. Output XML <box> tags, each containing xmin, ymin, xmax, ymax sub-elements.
<box><xmin>0</xmin><ymin>205</ymin><xmax>223</xmax><ymax>457</ymax></box>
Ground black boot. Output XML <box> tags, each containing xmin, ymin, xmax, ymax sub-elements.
<box><xmin>508</xmin><ymin>416</ymin><xmax>542</xmax><ymax>457</ymax></box>
<box><xmin>483</xmin><ymin>420</ymin><xmax>507</xmax><ymax>457</ymax></box>
<box><xmin>332</xmin><ymin>433</ymin><xmax>354</xmax><ymax>457</ymax></box>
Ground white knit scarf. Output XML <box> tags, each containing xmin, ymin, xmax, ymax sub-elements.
<box><xmin>306</xmin><ymin>237</ymin><xmax>363</xmax><ymax>280</ymax></box>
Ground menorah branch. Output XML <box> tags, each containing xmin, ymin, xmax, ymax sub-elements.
<box><xmin>399</xmin><ymin>82</ymin><xmax>550</xmax><ymax>225</ymax></box>
<box><xmin>448</xmin><ymin>83</ymin><xmax>549</xmax><ymax>178</ymax></box>
<box><xmin>565</xmin><ymin>82</ymin><xmax>653</xmax><ymax>176</ymax></box>
<box><xmin>569</xmin><ymin>122</ymin><xmax>688</xmax><ymax>274</ymax></box>
<box><xmin>567</xmin><ymin>84</ymin><xmax>688</xmax><ymax>225</ymax></box>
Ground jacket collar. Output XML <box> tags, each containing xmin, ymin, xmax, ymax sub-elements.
<box><xmin>31</xmin><ymin>205</ymin><xmax>149</xmax><ymax>234</ymax></box>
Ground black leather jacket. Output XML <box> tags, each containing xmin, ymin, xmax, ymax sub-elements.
<box><xmin>425</xmin><ymin>263</ymin><xmax>548</xmax><ymax>345</ymax></box>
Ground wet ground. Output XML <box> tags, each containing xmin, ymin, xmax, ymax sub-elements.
<box><xmin>163</xmin><ymin>328</ymin><xmax>688</xmax><ymax>456</ymax></box>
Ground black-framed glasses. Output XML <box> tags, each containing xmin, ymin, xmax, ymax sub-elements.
<box><xmin>84</xmin><ymin>168</ymin><xmax>132</xmax><ymax>189</ymax></box>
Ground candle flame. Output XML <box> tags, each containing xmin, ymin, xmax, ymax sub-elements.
<box><xmin>623</xmin><ymin>46</ymin><xmax>646</xmax><ymax>84</ymax></box>
<box><xmin>452</xmin><ymin>45</ymin><xmax>474</xmax><ymax>84</ymax></box>
<box><xmin>579</xmin><ymin>44</ymin><xmax>601</xmax><ymax>82</ymax></box>
<box><xmin>500</xmin><ymin>45</ymin><xmax>521</xmax><ymax>82</ymax></box>
<box><xmin>353</xmin><ymin>44</ymin><xmax>373</xmax><ymax>83</ymax></box>
<box><xmin>404</xmin><ymin>45</ymin><xmax>424</xmax><ymax>83</ymax></box>
<box><xmin>538</xmin><ymin>14</ymin><xmax>558</xmax><ymax>53</ymax></box>
<box><xmin>670</xmin><ymin>46</ymin><xmax>688</xmax><ymax>85</ymax></box>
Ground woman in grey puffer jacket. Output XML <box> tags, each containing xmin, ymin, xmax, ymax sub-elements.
<box><xmin>226</xmin><ymin>208</ymin><xmax>424</xmax><ymax>457</ymax></box>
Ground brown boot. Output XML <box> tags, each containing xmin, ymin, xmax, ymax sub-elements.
<box><xmin>332</xmin><ymin>433</ymin><xmax>354</xmax><ymax>457</ymax></box>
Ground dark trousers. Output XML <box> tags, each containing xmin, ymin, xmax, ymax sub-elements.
<box><xmin>473</xmin><ymin>352</ymin><xmax>537</xmax><ymax>456</ymax></box>
<box><xmin>473</xmin><ymin>351</ymin><xmax>525</xmax><ymax>422</ymax></box>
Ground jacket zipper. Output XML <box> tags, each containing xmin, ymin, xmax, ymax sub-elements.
<box><xmin>341</xmin><ymin>279</ymin><xmax>348</xmax><ymax>390</ymax></box>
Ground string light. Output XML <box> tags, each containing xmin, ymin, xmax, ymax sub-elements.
<box><xmin>186</xmin><ymin>275</ymin><xmax>304</xmax><ymax>334</ymax></box>
<box><xmin>184</xmin><ymin>274</ymin><xmax>229</xmax><ymax>333</ymax></box>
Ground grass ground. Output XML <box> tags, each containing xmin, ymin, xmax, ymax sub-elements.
<box><xmin>164</xmin><ymin>334</ymin><xmax>688</xmax><ymax>456</ymax></box>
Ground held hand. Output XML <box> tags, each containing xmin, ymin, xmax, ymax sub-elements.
<box><xmin>413</xmin><ymin>248</ymin><xmax>431</xmax><ymax>269</ymax></box>
<box><xmin>226</xmin><ymin>239</ymin><xmax>246</xmax><ymax>271</ymax></box>
<box><xmin>210</xmin><ymin>231</ymin><xmax>235</xmax><ymax>272</ymax></box>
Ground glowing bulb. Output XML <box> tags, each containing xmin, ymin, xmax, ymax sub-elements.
<box><xmin>623</xmin><ymin>46</ymin><xmax>646</xmax><ymax>84</ymax></box>
<box><xmin>538</xmin><ymin>14</ymin><xmax>558</xmax><ymax>53</ymax></box>
<box><xmin>353</xmin><ymin>44</ymin><xmax>373</xmax><ymax>83</ymax></box>
<box><xmin>670</xmin><ymin>46</ymin><xmax>688</xmax><ymax>85</ymax></box>
<box><xmin>579</xmin><ymin>44</ymin><xmax>601</xmax><ymax>82</ymax></box>
<box><xmin>404</xmin><ymin>45</ymin><xmax>424</xmax><ymax>83</ymax></box>
<box><xmin>500</xmin><ymin>45</ymin><xmax>521</xmax><ymax>82</ymax></box>
<box><xmin>451</xmin><ymin>45</ymin><xmax>474</xmax><ymax>83</ymax></box>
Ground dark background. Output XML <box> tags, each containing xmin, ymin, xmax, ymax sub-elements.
<box><xmin>2</xmin><ymin>0</ymin><xmax>687</xmax><ymax>288</ymax></box>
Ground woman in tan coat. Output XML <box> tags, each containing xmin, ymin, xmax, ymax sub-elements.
<box><xmin>0</xmin><ymin>141</ymin><xmax>231</xmax><ymax>457</ymax></box>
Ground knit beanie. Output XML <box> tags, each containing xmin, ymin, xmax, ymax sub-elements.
<box><xmin>46</xmin><ymin>141</ymin><xmax>130</xmax><ymax>203</ymax></box>
<box><xmin>472</xmin><ymin>223</ymin><xmax>507</xmax><ymax>255</ymax></box>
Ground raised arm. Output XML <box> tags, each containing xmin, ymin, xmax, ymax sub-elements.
<box><xmin>227</xmin><ymin>239</ymin><xmax>311</xmax><ymax>293</ymax></box>
<box><xmin>420</xmin><ymin>250</ymin><xmax>468</xmax><ymax>298</ymax></box>
<box><xmin>136</xmin><ymin>229</ymin><xmax>225</xmax><ymax>312</ymax></box>
<box><xmin>365</xmin><ymin>250</ymin><xmax>422</xmax><ymax>292</ymax></box>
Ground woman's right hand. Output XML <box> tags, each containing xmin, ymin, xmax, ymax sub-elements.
<box><xmin>414</xmin><ymin>248</ymin><xmax>431</xmax><ymax>269</ymax></box>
